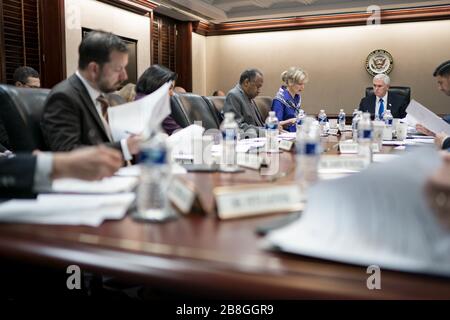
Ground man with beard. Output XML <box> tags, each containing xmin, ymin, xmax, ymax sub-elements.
<box><xmin>41</xmin><ymin>30</ymin><xmax>140</xmax><ymax>161</ymax></box>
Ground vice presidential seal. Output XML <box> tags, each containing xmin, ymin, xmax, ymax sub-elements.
<box><xmin>365</xmin><ymin>49</ymin><xmax>393</xmax><ymax>76</ymax></box>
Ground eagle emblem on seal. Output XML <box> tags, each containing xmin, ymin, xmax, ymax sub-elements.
<box><xmin>366</xmin><ymin>49</ymin><xmax>394</xmax><ymax>76</ymax></box>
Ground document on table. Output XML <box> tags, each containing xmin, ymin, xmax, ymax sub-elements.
<box><xmin>406</xmin><ymin>99</ymin><xmax>450</xmax><ymax>135</ymax></box>
<box><xmin>0</xmin><ymin>193</ymin><xmax>135</xmax><ymax>226</ymax></box>
<box><xmin>267</xmin><ymin>148</ymin><xmax>450</xmax><ymax>277</ymax></box>
<box><xmin>108</xmin><ymin>82</ymin><xmax>171</xmax><ymax>141</ymax></box>
<box><xmin>52</xmin><ymin>176</ymin><xmax>138</xmax><ymax>193</ymax></box>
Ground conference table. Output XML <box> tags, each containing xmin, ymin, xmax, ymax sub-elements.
<box><xmin>0</xmin><ymin>133</ymin><xmax>449</xmax><ymax>299</ymax></box>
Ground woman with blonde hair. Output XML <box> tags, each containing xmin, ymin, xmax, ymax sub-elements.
<box><xmin>271</xmin><ymin>67</ymin><xmax>308</xmax><ymax>132</ymax></box>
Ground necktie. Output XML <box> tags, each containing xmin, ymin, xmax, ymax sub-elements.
<box><xmin>378</xmin><ymin>98</ymin><xmax>385</xmax><ymax>120</ymax></box>
<box><xmin>97</xmin><ymin>95</ymin><xmax>110</xmax><ymax>123</ymax></box>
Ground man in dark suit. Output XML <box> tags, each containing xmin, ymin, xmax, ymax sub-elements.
<box><xmin>0</xmin><ymin>145</ymin><xmax>122</xmax><ymax>199</ymax></box>
<box><xmin>414</xmin><ymin>61</ymin><xmax>450</xmax><ymax>150</ymax></box>
<box><xmin>359</xmin><ymin>74</ymin><xmax>408</xmax><ymax>119</ymax></box>
<box><xmin>223</xmin><ymin>69</ymin><xmax>265</xmax><ymax>138</ymax></box>
<box><xmin>41</xmin><ymin>30</ymin><xmax>140</xmax><ymax>161</ymax></box>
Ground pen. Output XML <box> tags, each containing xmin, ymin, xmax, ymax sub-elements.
<box><xmin>125</xmin><ymin>130</ymin><xmax>138</xmax><ymax>136</ymax></box>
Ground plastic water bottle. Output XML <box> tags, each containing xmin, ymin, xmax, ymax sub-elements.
<box><xmin>338</xmin><ymin>109</ymin><xmax>346</xmax><ymax>132</ymax></box>
<box><xmin>220</xmin><ymin>112</ymin><xmax>239</xmax><ymax>172</ymax></box>
<box><xmin>296</xmin><ymin>116</ymin><xmax>320</xmax><ymax>190</ymax></box>
<box><xmin>383</xmin><ymin>109</ymin><xmax>394</xmax><ymax>126</ymax></box>
<box><xmin>296</xmin><ymin>109</ymin><xmax>306</xmax><ymax>139</ymax></box>
<box><xmin>265</xmin><ymin>111</ymin><xmax>279</xmax><ymax>153</ymax></box>
<box><xmin>357</xmin><ymin>112</ymin><xmax>373</xmax><ymax>163</ymax></box>
<box><xmin>318</xmin><ymin>109</ymin><xmax>328</xmax><ymax>135</ymax></box>
<box><xmin>352</xmin><ymin>111</ymin><xmax>362</xmax><ymax>142</ymax></box>
<box><xmin>136</xmin><ymin>131</ymin><xmax>171</xmax><ymax>220</ymax></box>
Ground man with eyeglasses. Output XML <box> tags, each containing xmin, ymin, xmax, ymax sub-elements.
<box><xmin>223</xmin><ymin>68</ymin><xmax>265</xmax><ymax>138</ymax></box>
<box><xmin>13</xmin><ymin>66</ymin><xmax>41</xmax><ymax>89</ymax></box>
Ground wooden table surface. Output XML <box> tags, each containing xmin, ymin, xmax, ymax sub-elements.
<box><xmin>0</xmin><ymin>134</ymin><xmax>449</xmax><ymax>299</ymax></box>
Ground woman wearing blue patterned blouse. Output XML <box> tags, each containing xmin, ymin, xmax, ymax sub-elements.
<box><xmin>271</xmin><ymin>67</ymin><xmax>308</xmax><ymax>132</ymax></box>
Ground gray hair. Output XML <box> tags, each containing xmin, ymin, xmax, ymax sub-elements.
<box><xmin>373</xmin><ymin>74</ymin><xmax>390</xmax><ymax>86</ymax></box>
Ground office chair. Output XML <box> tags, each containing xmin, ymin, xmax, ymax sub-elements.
<box><xmin>174</xmin><ymin>93</ymin><xmax>221</xmax><ymax>130</ymax></box>
<box><xmin>365</xmin><ymin>86</ymin><xmax>411</xmax><ymax>105</ymax></box>
<box><xmin>203</xmin><ymin>96</ymin><xmax>225</xmax><ymax>124</ymax></box>
<box><xmin>254</xmin><ymin>96</ymin><xmax>273</xmax><ymax>121</ymax></box>
<box><xmin>0</xmin><ymin>85</ymin><xmax>50</xmax><ymax>152</ymax></box>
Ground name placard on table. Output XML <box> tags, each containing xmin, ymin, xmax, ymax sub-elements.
<box><xmin>167</xmin><ymin>178</ymin><xmax>196</xmax><ymax>214</ymax></box>
<box><xmin>214</xmin><ymin>183</ymin><xmax>304</xmax><ymax>220</ymax></box>
<box><xmin>339</xmin><ymin>141</ymin><xmax>380</xmax><ymax>154</ymax></box>
<box><xmin>319</xmin><ymin>155</ymin><xmax>369</xmax><ymax>172</ymax></box>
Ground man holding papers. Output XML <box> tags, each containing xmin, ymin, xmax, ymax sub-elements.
<box><xmin>0</xmin><ymin>145</ymin><xmax>122</xmax><ymax>198</ymax></box>
<box><xmin>415</xmin><ymin>60</ymin><xmax>450</xmax><ymax>150</ymax></box>
<box><xmin>41</xmin><ymin>30</ymin><xmax>141</xmax><ymax>161</ymax></box>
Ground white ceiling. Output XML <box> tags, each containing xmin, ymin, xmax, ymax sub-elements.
<box><xmin>154</xmin><ymin>0</ymin><xmax>450</xmax><ymax>23</ymax></box>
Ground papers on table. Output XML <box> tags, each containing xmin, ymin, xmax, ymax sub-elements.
<box><xmin>108</xmin><ymin>82</ymin><xmax>171</xmax><ymax>141</ymax></box>
<box><xmin>278</xmin><ymin>132</ymin><xmax>297</xmax><ymax>140</ymax></box>
<box><xmin>406</xmin><ymin>99</ymin><xmax>450</xmax><ymax>135</ymax></box>
<box><xmin>52</xmin><ymin>176</ymin><xmax>138</xmax><ymax>194</ymax></box>
<box><xmin>0</xmin><ymin>193</ymin><xmax>135</xmax><ymax>227</ymax></box>
<box><xmin>267</xmin><ymin>149</ymin><xmax>450</xmax><ymax>277</ymax></box>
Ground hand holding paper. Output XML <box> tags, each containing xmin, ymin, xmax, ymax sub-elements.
<box><xmin>107</xmin><ymin>82</ymin><xmax>172</xmax><ymax>141</ymax></box>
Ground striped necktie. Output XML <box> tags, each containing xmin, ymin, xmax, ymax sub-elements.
<box><xmin>97</xmin><ymin>95</ymin><xmax>110</xmax><ymax>123</ymax></box>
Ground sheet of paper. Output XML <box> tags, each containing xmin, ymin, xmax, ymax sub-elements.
<box><xmin>167</xmin><ymin>125</ymin><xmax>205</xmax><ymax>157</ymax></box>
<box><xmin>0</xmin><ymin>193</ymin><xmax>135</xmax><ymax>226</ymax></box>
<box><xmin>278</xmin><ymin>132</ymin><xmax>297</xmax><ymax>140</ymax></box>
<box><xmin>405</xmin><ymin>138</ymin><xmax>435</xmax><ymax>145</ymax></box>
<box><xmin>108</xmin><ymin>82</ymin><xmax>171</xmax><ymax>141</ymax></box>
<box><xmin>52</xmin><ymin>176</ymin><xmax>138</xmax><ymax>194</ymax></box>
<box><xmin>406</xmin><ymin>99</ymin><xmax>450</xmax><ymax>135</ymax></box>
<box><xmin>372</xmin><ymin>154</ymin><xmax>401</xmax><ymax>163</ymax></box>
<box><xmin>267</xmin><ymin>149</ymin><xmax>450</xmax><ymax>277</ymax></box>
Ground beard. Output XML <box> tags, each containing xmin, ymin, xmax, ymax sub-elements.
<box><xmin>97</xmin><ymin>77</ymin><xmax>121</xmax><ymax>93</ymax></box>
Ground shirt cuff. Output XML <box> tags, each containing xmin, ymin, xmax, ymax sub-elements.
<box><xmin>121</xmin><ymin>138</ymin><xmax>132</xmax><ymax>161</ymax></box>
<box><xmin>33</xmin><ymin>152</ymin><xmax>53</xmax><ymax>192</ymax></box>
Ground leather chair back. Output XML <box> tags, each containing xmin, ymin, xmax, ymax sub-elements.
<box><xmin>0</xmin><ymin>85</ymin><xmax>50</xmax><ymax>152</ymax></box>
<box><xmin>203</xmin><ymin>96</ymin><xmax>225</xmax><ymax>124</ymax></box>
<box><xmin>175</xmin><ymin>93</ymin><xmax>221</xmax><ymax>130</ymax></box>
<box><xmin>254</xmin><ymin>96</ymin><xmax>273</xmax><ymax>121</ymax></box>
<box><xmin>365</xmin><ymin>86</ymin><xmax>411</xmax><ymax>105</ymax></box>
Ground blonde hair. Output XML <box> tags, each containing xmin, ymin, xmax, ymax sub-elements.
<box><xmin>281</xmin><ymin>67</ymin><xmax>308</xmax><ymax>86</ymax></box>
<box><xmin>118</xmin><ymin>83</ymin><xmax>136</xmax><ymax>103</ymax></box>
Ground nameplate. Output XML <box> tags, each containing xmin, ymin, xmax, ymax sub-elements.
<box><xmin>214</xmin><ymin>184</ymin><xmax>304</xmax><ymax>220</ymax></box>
<box><xmin>237</xmin><ymin>153</ymin><xmax>262</xmax><ymax>170</ymax></box>
<box><xmin>328</xmin><ymin>128</ymin><xmax>339</xmax><ymax>136</ymax></box>
<box><xmin>339</xmin><ymin>141</ymin><xmax>358</xmax><ymax>154</ymax></box>
<box><xmin>339</xmin><ymin>142</ymin><xmax>380</xmax><ymax>154</ymax></box>
<box><xmin>279</xmin><ymin>140</ymin><xmax>294</xmax><ymax>151</ymax></box>
<box><xmin>167</xmin><ymin>178</ymin><xmax>196</xmax><ymax>214</ymax></box>
<box><xmin>319</xmin><ymin>156</ymin><xmax>369</xmax><ymax>172</ymax></box>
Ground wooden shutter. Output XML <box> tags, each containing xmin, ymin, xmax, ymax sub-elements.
<box><xmin>1</xmin><ymin>0</ymin><xmax>40</xmax><ymax>84</ymax></box>
<box><xmin>152</xmin><ymin>15</ymin><xmax>177</xmax><ymax>72</ymax></box>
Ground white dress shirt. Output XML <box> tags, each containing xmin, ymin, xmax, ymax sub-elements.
<box><xmin>75</xmin><ymin>71</ymin><xmax>132</xmax><ymax>160</ymax></box>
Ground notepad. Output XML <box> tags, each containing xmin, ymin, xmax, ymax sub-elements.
<box><xmin>267</xmin><ymin>148</ymin><xmax>450</xmax><ymax>277</ymax></box>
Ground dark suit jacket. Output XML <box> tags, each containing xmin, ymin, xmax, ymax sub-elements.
<box><xmin>223</xmin><ymin>84</ymin><xmax>265</xmax><ymax>138</ymax></box>
<box><xmin>41</xmin><ymin>74</ymin><xmax>121</xmax><ymax>152</ymax></box>
<box><xmin>359</xmin><ymin>92</ymin><xmax>408</xmax><ymax>119</ymax></box>
<box><xmin>0</xmin><ymin>154</ymin><xmax>36</xmax><ymax>198</ymax></box>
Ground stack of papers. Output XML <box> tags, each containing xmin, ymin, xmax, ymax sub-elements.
<box><xmin>52</xmin><ymin>176</ymin><xmax>138</xmax><ymax>194</ymax></box>
<box><xmin>267</xmin><ymin>149</ymin><xmax>450</xmax><ymax>277</ymax></box>
<box><xmin>406</xmin><ymin>100</ymin><xmax>450</xmax><ymax>135</ymax></box>
<box><xmin>0</xmin><ymin>193</ymin><xmax>135</xmax><ymax>227</ymax></box>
